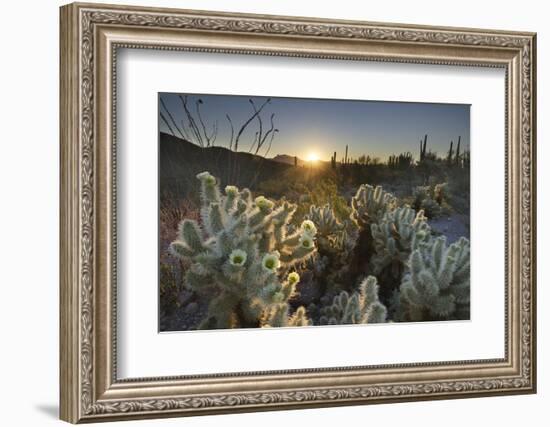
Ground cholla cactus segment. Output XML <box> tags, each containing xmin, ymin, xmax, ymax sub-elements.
<box><xmin>288</xmin><ymin>272</ymin><xmax>300</xmax><ymax>286</ymax></box>
<box><xmin>307</xmin><ymin>204</ymin><xmax>343</xmax><ymax>236</ymax></box>
<box><xmin>254</xmin><ymin>195</ymin><xmax>275</xmax><ymax>212</ymax></box>
<box><xmin>196</xmin><ymin>171</ymin><xmax>215</xmax><ymax>184</ymax></box>
<box><xmin>170</xmin><ymin>171</ymin><xmax>317</xmax><ymax>329</ymax></box>
<box><xmin>300</xmin><ymin>219</ymin><xmax>318</xmax><ymax>237</ymax></box>
<box><xmin>400</xmin><ymin>236</ymin><xmax>470</xmax><ymax>321</ymax></box>
<box><xmin>319</xmin><ymin>275</ymin><xmax>387</xmax><ymax>325</ymax></box>
<box><xmin>305</xmin><ymin>204</ymin><xmax>358</xmax><ymax>293</ymax></box>
<box><xmin>299</xmin><ymin>233</ymin><xmax>315</xmax><ymax>249</ymax></box>
<box><xmin>229</xmin><ymin>249</ymin><xmax>247</xmax><ymax>267</ymax></box>
<box><xmin>263</xmin><ymin>304</ymin><xmax>311</xmax><ymax>327</ymax></box>
<box><xmin>288</xmin><ymin>306</ymin><xmax>311</xmax><ymax>326</ymax></box>
<box><xmin>225</xmin><ymin>185</ymin><xmax>239</xmax><ymax>196</ymax></box>
<box><xmin>351</xmin><ymin>184</ymin><xmax>397</xmax><ymax>229</ymax></box>
<box><xmin>262</xmin><ymin>252</ymin><xmax>281</xmax><ymax>273</ymax></box>
<box><xmin>412</xmin><ymin>183</ymin><xmax>447</xmax><ymax>218</ymax></box>
<box><xmin>370</xmin><ymin>206</ymin><xmax>432</xmax><ymax>281</ymax></box>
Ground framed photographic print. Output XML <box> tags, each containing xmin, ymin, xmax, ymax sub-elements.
<box><xmin>60</xmin><ymin>2</ymin><xmax>537</xmax><ymax>423</ymax></box>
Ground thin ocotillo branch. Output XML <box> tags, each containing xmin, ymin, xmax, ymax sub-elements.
<box><xmin>234</xmin><ymin>98</ymin><xmax>271</xmax><ymax>152</ymax></box>
<box><xmin>256</xmin><ymin>113</ymin><xmax>277</xmax><ymax>155</ymax></box>
<box><xmin>248</xmin><ymin>99</ymin><xmax>264</xmax><ymax>153</ymax></box>
<box><xmin>226</xmin><ymin>114</ymin><xmax>235</xmax><ymax>151</ymax></box>
<box><xmin>160</xmin><ymin>97</ymin><xmax>186</xmax><ymax>140</ymax></box>
<box><xmin>249</xmin><ymin>124</ymin><xmax>279</xmax><ymax>188</ymax></box>
<box><xmin>179</xmin><ymin>119</ymin><xmax>192</xmax><ymax>141</ymax></box>
<box><xmin>195</xmin><ymin>99</ymin><xmax>218</xmax><ymax>147</ymax></box>
<box><xmin>159</xmin><ymin>111</ymin><xmax>176</xmax><ymax>137</ymax></box>
<box><xmin>179</xmin><ymin>95</ymin><xmax>204</xmax><ymax>147</ymax></box>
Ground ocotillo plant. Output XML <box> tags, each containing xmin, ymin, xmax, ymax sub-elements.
<box><xmin>306</xmin><ymin>204</ymin><xmax>358</xmax><ymax>292</ymax></box>
<box><xmin>264</xmin><ymin>301</ymin><xmax>311</xmax><ymax>327</ymax></box>
<box><xmin>170</xmin><ymin>171</ymin><xmax>316</xmax><ymax>329</ymax></box>
<box><xmin>318</xmin><ymin>276</ymin><xmax>387</xmax><ymax>325</ymax></box>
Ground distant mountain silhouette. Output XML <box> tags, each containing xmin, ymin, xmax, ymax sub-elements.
<box><xmin>160</xmin><ymin>132</ymin><xmax>293</xmax><ymax>197</ymax></box>
<box><xmin>271</xmin><ymin>154</ymin><xmax>307</xmax><ymax>167</ymax></box>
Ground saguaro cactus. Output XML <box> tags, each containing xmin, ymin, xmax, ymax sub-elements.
<box><xmin>399</xmin><ymin>236</ymin><xmax>470</xmax><ymax>321</ymax></box>
<box><xmin>319</xmin><ymin>276</ymin><xmax>387</xmax><ymax>325</ymax></box>
<box><xmin>420</xmin><ymin>134</ymin><xmax>428</xmax><ymax>161</ymax></box>
<box><xmin>170</xmin><ymin>171</ymin><xmax>316</xmax><ymax>329</ymax></box>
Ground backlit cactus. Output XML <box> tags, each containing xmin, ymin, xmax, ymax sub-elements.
<box><xmin>307</xmin><ymin>204</ymin><xmax>344</xmax><ymax>237</ymax></box>
<box><xmin>399</xmin><ymin>236</ymin><xmax>470</xmax><ymax>321</ymax></box>
<box><xmin>319</xmin><ymin>276</ymin><xmax>387</xmax><ymax>325</ymax></box>
<box><xmin>351</xmin><ymin>184</ymin><xmax>397</xmax><ymax>229</ymax></box>
<box><xmin>306</xmin><ymin>204</ymin><xmax>358</xmax><ymax>292</ymax></box>
<box><xmin>170</xmin><ymin>171</ymin><xmax>316</xmax><ymax>329</ymax></box>
<box><xmin>370</xmin><ymin>206</ymin><xmax>432</xmax><ymax>283</ymax></box>
<box><xmin>412</xmin><ymin>183</ymin><xmax>448</xmax><ymax>219</ymax></box>
<box><xmin>264</xmin><ymin>304</ymin><xmax>311</xmax><ymax>327</ymax></box>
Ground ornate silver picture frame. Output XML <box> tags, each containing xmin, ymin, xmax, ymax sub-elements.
<box><xmin>60</xmin><ymin>2</ymin><xmax>536</xmax><ymax>423</ymax></box>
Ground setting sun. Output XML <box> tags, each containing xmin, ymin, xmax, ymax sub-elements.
<box><xmin>307</xmin><ymin>152</ymin><xmax>319</xmax><ymax>162</ymax></box>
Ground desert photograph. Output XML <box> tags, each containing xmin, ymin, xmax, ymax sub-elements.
<box><xmin>158</xmin><ymin>93</ymin><xmax>470</xmax><ymax>331</ymax></box>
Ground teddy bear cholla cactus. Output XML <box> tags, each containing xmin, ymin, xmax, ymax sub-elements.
<box><xmin>399</xmin><ymin>236</ymin><xmax>470</xmax><ymax>321</ymax></box>
<box><xmin>263</xmin><ymin>272</ymin><xmax>311</xmax><ymax>327</ymax></box>
<box><xmin>307</xmin><ymin>204</ymin><xmax>344</xmax><ymax>236</ymax></box>
<box><xmin>412</xmin><ymin>183</ymin><xmax>448</xmax><ymax>219</ymax></box>
<box><xmin>351</xmin><ymin>184</ymin><xmax>397</xmax><ymax>229</ymax></box>
<box><xmin>170</xmin><ymin>171</ymin><xmax>316</xmax><ymax>329</ymax></box>
<box><xmin>306</xmin><ymin>204</ymin><xmax>358</xmax><ymax>291</ymax></box>
<box><xmin>319</xmin><ymin>276</ymin><xmax>387</xmax><ymax>325</ymax></box>
<box><xmin>370</xmin><ymin>206</ymin><xmax>432</xmax><ymax>281</ymax></box>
